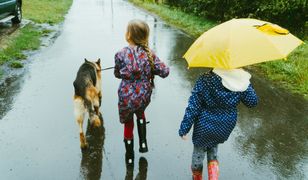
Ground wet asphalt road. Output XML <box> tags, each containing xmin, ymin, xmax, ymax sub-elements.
<box><xmin>0</xmin><ymin>0</ymin><xmax>308</xmax><ymax>179</ymax></box>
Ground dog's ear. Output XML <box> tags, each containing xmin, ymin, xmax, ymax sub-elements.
<box><xmin>96</xmin><ymin>58</ymin><xmax>101</xmax><ymax>65</ymax></box>
<box><xmin>84</xmin><ymin>58</ymin><xmax>89</xmax><ymax>63</ymax></box>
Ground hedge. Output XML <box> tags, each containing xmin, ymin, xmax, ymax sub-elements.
<box><xmin>164</xmin><ymin>0</ymin><xmax>308</xmax><ymax>36</ymax></box>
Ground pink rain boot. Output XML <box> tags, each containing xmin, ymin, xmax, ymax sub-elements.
<box><xmin>207</xmin><ymin>160</ymin><xmax>219</xmax><ymax>180</ymax></box>
<box><xmin>192</xmin><ymin>170</ymin><xmax>203</xmax><ymax>180</ymax></box>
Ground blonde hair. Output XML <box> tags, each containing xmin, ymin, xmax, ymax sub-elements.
<box><xmin>126</xmin><ymin>19</ymin><xmax>155</xmax><ymax>87</ymax></box>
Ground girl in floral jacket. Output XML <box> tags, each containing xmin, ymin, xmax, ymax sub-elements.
<box><xmin>114</xmin><ymin>19</ymin><xmax>169</xmax><ymax>166</ymax></box>
<box><xmin>179</xmin><ymin>68</ymin><xmax>258</xmax><ymax>180</ymax></box>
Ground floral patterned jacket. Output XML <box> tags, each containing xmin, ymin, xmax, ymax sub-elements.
<box><xmin>114</xmin><ymin>46</ymin><xmax>169</xmax><ymax>123</ymax></box>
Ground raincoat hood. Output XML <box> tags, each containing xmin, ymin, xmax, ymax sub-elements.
<box><xmin>213</xmin><ymin>68</ymin><xmax>251</xmax><ymax>92</ymax></box>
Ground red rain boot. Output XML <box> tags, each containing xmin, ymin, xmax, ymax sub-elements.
<box><xmin>192</xmin><ymin>170</ymin><xmax>203</xmax><ymax>180</ymax></box>
<box><xmin>207</xmin><ymin>160</ymin><xmax>219</xmax><ymax>180</ymax></box>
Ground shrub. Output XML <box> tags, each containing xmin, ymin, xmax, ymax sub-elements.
<box><xmin>164</xmin><ymin>0</ymin><xmax>308</xmax><ymax>35</ymax></box>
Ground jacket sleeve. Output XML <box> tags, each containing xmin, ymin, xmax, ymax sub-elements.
<box><xmin>240</xmin><ymin>84</ymin><xmax>258</xmax><ymax>108</ymax></box>
<box><xmin>179</xmin><ymin>77</ymin><xmax>205</xmax><ymax>136</ymax></box>
<box><xmin>114</xmin><ymin>51</ymin><xmax>122</xmax><ymax>79</ymax></box>
<box><xmin>152</xmin><ymin>53</ymin><xmax>169</xmax><ymax>78</ymax></box>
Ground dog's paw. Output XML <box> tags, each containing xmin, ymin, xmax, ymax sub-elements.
<box><xmin>80</xmin><ymin>142</ymin><xmax>89</xmax><ymax>150</ymax></box>
<box><xmin>93</xmin><ymin>118</ymin><xmax>101</xmax><ymax>127</ymax></box>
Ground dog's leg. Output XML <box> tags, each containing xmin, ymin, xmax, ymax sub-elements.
<box><xmin>98</xmin><ymin>91</ymin><xmax>102</xmax><ymax>107</ymax></box>
<box><xmin>90</xmin><ymin>96</ymin><xmax>101</xmax><ymax>127</ymax></box>
<box><xmin>93</xmin><ymin>93</ymin><xmax>99</xmax><ymax>116</ymax></box>
<box><xmin>86</xmin><ymin>87</ymin><xmax>101</xmax><ymax>127</ymax></box>
<box><xmin>93</xmin><ymin>88</ymin><xmax>101</xmax><ymax>115</ymax></box>
<box><xmin>94</xmin><ymin>106</ymin><xmax>100</xmax><ymax>116</ymax></box>
<box><xmin>98</xmin><ymin>90</ymin><xmax>103</xmax><ymax>119</ymax></box>
<box><xmin>74</xmin><ymin>96</ymin><xmax>88</xmax><ymax>149</ymax></box>
<box><xmin>78</xmin><ymin>116</ymin><xmax>88</xmax><ymax>149</ymax></box>
<box><xmin>90</xmin><ymin>112</ymin><xmax>101</xmax><ymax>127</ymax></box>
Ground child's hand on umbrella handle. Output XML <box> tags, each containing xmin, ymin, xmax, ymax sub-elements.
<box><xmin>181</xmin><ymin>135</ymin><xmax>188</xmax><ymax>140</ymax></box>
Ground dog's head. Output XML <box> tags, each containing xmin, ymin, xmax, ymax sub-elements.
<box><xmin>84</xmin><ymin>58</ymin><xmax>101</xmax><ymax>73</ymax></box>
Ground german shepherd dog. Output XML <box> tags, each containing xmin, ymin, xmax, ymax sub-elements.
<box><xmin>73</xmin><ymin>58</ymin><xmax>102</xmax><ymax>149</ymax></box>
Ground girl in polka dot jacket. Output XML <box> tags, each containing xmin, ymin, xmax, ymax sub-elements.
<box><xmin>179</xmin><ymin>68</ymin><xmax>258</xmax><ymax>180</ymax></box>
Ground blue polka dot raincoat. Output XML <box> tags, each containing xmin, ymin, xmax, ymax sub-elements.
<box><xmin>179</xmin><ymin>70</ymin><xmax>258</xmax><ymax>148</ymax></box>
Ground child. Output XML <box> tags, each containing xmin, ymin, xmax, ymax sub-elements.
<box><xmin>179</xmin><ymin>68</ymin><xmax>258</xmax><ymax>180</ymax></box>
<box><xmin>114</xmin><ymin>19</ymin><xmax>169</xmax><ymax>166</ymax></box>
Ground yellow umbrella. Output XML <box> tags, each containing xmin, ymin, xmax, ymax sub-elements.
<box><xmin>183</xmin><ymin>18</ymin><xmax>303</xmax><ymax>69</ymax></box>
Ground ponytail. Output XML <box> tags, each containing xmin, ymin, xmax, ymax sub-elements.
<box><xmin>140</xmin><ymin>44</ymin><xmax>155</xmax><ymax>87</ymax></box>
<box><xmin>126</xmin><ymin>19</ymin><xmax>154</xmax><ymax>87</ymax></box>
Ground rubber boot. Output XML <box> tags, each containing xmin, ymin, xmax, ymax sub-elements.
<box><xmin>137</xmin><ymin>119</ymin><xmax>148</xmax><ymax>153</ymax></box>
<box><xmin>192</xmin><ymin>170</ymin><xmax>203</xmax><ymax>180</ymax></box>
<box><xmin>208</xmin><ymin>160</ymin><xmax>219</xmax><ymax>180</ymax></box>
<box><xmin>124</xmin><ymin>139</ymin><xmax>134</xmax><ymax>166</ymax></box>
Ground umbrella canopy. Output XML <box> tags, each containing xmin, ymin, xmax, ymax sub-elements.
<box><xmin>183</xmin><ymin>18</ymin><xmax>303</xmax><ymax>69</ymax></box>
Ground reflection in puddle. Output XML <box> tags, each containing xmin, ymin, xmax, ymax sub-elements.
<box><xmin>125</xmin><ymin>157</ymin><xmax>148</xmax><ymax>180</ymax></box>
<box><xmin>80</xmin><ymin>115</ymin><xmax>105</xmax><ymax>180</ymax></box>
<box><xmin>235</xmin><ymin>75</ymin><xmax>308</xmax><ymax>179</ymax></box>
<box><xmin>0</xmin><ymin>75</ymin><xmax>24</xmax><ymax>120</ymax></box>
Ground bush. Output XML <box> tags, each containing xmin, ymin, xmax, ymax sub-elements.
<box><xmin>164</xmin><ymin>0</ymin><xmax>308</xmax><ymax>35</ymax></box>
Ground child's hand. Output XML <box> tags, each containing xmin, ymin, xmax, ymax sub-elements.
<box><xmin>181</xmin><ymin>135</ymin><xmax>188</xmax><ymax>140</ymax></box>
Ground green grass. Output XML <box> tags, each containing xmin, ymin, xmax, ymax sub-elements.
<box><xmin>23</xmin><ymin>0</ymin><xmax>73</xmax><ymax>24</ymax></box>
<box><xmin>257</xmin><ymin>42</ymin><xmax>308</xmax><ymax>97</ymax></box>
<box><xmin>10</xmin><ymin>61</ymin><xmax>23</xmax><ymax>68</ymax></box>
<box><xmin>129</xmin><ymin>0</ymin><xmax>308</xmax><ymax>97</ymax></box>
<box><xmin>0</xmin><ymin>24</ymin><xmax>41</xmax><ymax>64</ymax></box>
<box><xmin>0</xmin><ymin>0</ymin><xmax>73</xmax><ymax>78</ymax></box>
<box><xmin>130</xmin><ymin>0</ymin><xmax>216</xmax><ymax>37</ymax></box>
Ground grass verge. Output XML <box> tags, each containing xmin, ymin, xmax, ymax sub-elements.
<box><xmin>129</xmin><ymin>0</ymin><xmax>308</xmax><ymax>97</ymax></box>
<box><xmin>23</xmin><ymin>0</ymin><xmax>73</xmax><ymax>24</ymax></box>
<box><xmin>0</xmin><ymin>24</ymin><xmax>42</xmax><ymax>66</ymax></box>
<box><xmin>130</xmin><ymin>0</ymin><xmax>216</xmax><ymax>37</ymax></box>
<box><xmin>0</xmin><ymin>0</ymin><xmax>73</xmax><ymax>73</ymax></box>
<box><xmin>257</xmin><ymin>43</ymin><xmax>308</xmax><ymax>96</ymax></box>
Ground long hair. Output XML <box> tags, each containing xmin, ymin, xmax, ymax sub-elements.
<box><xmin>126</xmin><ymin>19</ymin><xmax>155</xmax><ymax>87</ymax></box>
